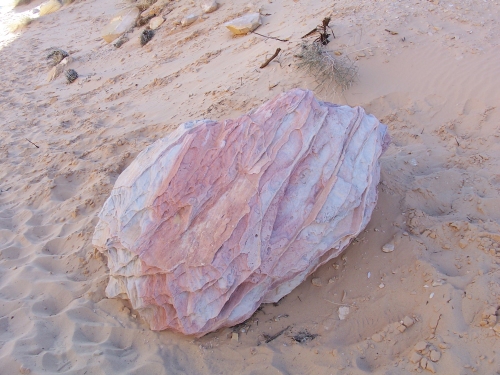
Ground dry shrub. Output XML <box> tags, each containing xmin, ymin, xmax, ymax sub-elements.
<box><xmin>9</xmin><ymin>15</ymin><xmax>33</xmax><ymax>32</ymax></box>
<box><xmin>297</xmin><ymin>42</ymin><xmax>358</xmax><ymax>94</ymax></box>
<box><xmin>39</xmin><ymin>0</ymin><xmax>62</xmax><ymax>16</ymax></box>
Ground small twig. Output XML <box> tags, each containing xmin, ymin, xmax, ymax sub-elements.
<box><xmin>252</xmin><ymin>32</ymin><xmax>288</xmax><ymax>42</ymax></box>
<box><xmin>385</xmin><ymin>29</ymin><xmax>398</xmax><ymax>35</ymax></box>
<box><xmin>260</xmin><ymin>48</ymin><xmax>281</xmax><ymax>69</ymax></box>
<box><xmin>263</xmin><ymin>325</ymin><xmax>290</xmax><ymax>343</ymax></box>
<box><xmin>26</xmin><ymin>138</ymin><xmax>39</xmax><ymax>148</ymax></box>
<box><xmin>324</xmin><ymin>299</ymin><xmax>355</xmax><ymax>308</ymax></box>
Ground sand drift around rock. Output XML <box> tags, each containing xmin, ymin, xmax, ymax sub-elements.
<box><xmin>93</xmin><ymin>89</ymin><xmax>389</xmax><ymax>336</ymax></box>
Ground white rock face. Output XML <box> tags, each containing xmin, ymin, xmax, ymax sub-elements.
<box><xmin>93</xmin><ymin>89</ymin><xmax>390</xmax><ymax>336</ymax></box>
<box><xmin>224</xmin><ymin>13</ymin><xmax>261</xmax><ymax>35</ymax></box>
<box><xmin>102</xmin><ymin>7</ymin><xmax>140</xmax><ymax>43</ymax></box>
<box><xmin>200</xmin><ymin>0</ymin><xmax>218</xmax><ymax>13</ymax></box>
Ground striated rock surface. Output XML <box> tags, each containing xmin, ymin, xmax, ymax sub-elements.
<box><xmin>93</xmin><ymin>89</ymin><xmax>390</xmax><ymax>336</ymax></box>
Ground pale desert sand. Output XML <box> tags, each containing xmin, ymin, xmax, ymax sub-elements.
<box><xmin>0</xmin><ymin>0</ymin><xmax>499</xmax><ymax>374</ymax></box>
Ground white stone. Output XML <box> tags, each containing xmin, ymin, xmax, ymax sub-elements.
<box><xmin>339</xmin><ymin>306</ymin><xmax>350</xmax><ymax>321</ymax></box>
<box><xmin>149</xmin><ymin>16</ymin><xmax>164</xmax><ymax>30</ymax></box>
<box><xmin>311</xmin><ymin>278</ymin><xmax>322</xmax><ymax>287</ymax></box>
<box><xmin>181</xmin><ymin>14</ymin><xmax>198</xmax><ymax>27</ymax></box>
<box><xmin>102</xmin><ymin>7</ymin><xmax>140</xmax><ymax>43</ymax></box>
<box><xmin>382</xmin><ymin>242</ymin><xmax>394</xmax><ymax>253</ymax></box>
<box><xmin>224</xmin><ymin>13</ymin><xmax>261</xmax><ymax>35</ymax></box>
<box><xmin>200</xmin><ymin>0</ymin><xmax>218</xmax><ymax>13</ymax></box>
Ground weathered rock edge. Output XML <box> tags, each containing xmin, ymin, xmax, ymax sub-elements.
<box><xmin>93</xmin><ymin>88</ymin><xmax>390</xmax><ymax>336</ymax></box>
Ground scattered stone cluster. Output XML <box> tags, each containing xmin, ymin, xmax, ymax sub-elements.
<box><xmin>409</xmin><ymin>341</ymin><xmax>443</xmax><ymax>373</ymax></box>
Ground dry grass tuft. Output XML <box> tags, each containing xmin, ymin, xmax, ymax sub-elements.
<box><xmin>297</xmin><ymin>42</ymin><xmax>358</xmax><ymax>94</ymax></box>
<box><xmin>39</xmin><ymin>0</ymin><xmax>62</xmax><ymax>16</ymax></box>
<box><xmin>9</xmin><ymin>15</ymin><xmax>33</xmax><ymax>32</ymax></box>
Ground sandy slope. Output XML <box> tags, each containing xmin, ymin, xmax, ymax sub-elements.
<box><xmin>0</xmin><ymin>0</ymin><xmax>499</xmax><ymax>374</ymax></box>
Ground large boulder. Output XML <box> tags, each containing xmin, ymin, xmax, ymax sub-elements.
<box><xmin>93</xmin><ymin>89</ymin><xmax>390</xmax><ymax>336</ymax></box>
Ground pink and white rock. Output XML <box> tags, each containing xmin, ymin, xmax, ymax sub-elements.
<box><xmin>93</xmin><ymin>89</ymin><xmax>389</xmax><ymax>336</ymax></box>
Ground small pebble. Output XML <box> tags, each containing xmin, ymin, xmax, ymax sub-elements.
<box><xmin>372</xmin><ymin>333</ymin><xmax>383</xmax><ymax>342</ymax></box>
<box><xmin>403</xmin><ymin>316</ymin><xmax>414</xmax><ymax>327</ymax></box>
<box><xmin>430</xmin><ymin>350</ymin><xmax>441</xmax><ymax>362</ymax></box>
<box><xmin>311</xmin><ymin>278</ymin><xmax>322</xmax><ymax>287</ymax></box>
<box><xmin>379</xmin><ymin>283</ymin><xmax>385</xmax><ymax>289</ymax></box>
<box><xmin>338</xmin><ymin>306</ymin><xmax>350</xmax><ymax>320</ymax></box>
<box><xmin>231</xmin><ymin>332</ymin><xmax>239</xmax><ymax>342</ymax></box>
<box><xmin>19</xmin><ymin>366</ymin><xmax>31</xmax><ymax>375</ymax></box>
<box><xmin>431</xmin><ymin>279</ymin><xmax>445</xmax><ymax>287</ymax></box>
<box><xmin>426</xmin><ymin>361</ymin><xmax>436</xmax><ymax>373</ymax></box>
<box><xmin>181</xmin><ymin>14</ymin><xmax>198</xmax><ymax>26</ymax></box>
<box><xmin>438</xmin><ymin>342</ymin><xmax>448</xmax><ymax>349</ymax></box>
<box><xmin>410</xmin><ymin>351</ymin><xmax>422</xmax><ymax>364</ymax></box>
<box><xmin>382</xmin><ymin>242</ymin><xmax>395</xmax><ymax>253</ymax></box>
<box><xmin>65</xmin><ymin>69</ymin><xmax>78</xmax><ymax>83</ymax></box>
<box><xmin>414</xmin><ymin>341</ymin><xmax>428</xmax><ymax>351</ymax></box>
<box><xmin>140</xmin><ymin>29</ymin><xmax>154</xmax><ymax>46</ymax></box>
<box><xmin>420</xmin><ymin>357</ymin><xmax>428</xmax><ymax>369</ymax></box>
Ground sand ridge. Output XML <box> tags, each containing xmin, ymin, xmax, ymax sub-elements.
<box><xmin>0</xmin><ymin>0</ymin><xmax>499</xmax><ymax>373</ymax></box>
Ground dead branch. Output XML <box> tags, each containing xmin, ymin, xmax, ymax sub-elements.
<box><xmin>252</xmin><ymin>32</ymin><xmax>288</xmax><ymax>42</ymax></box>
<box><xmin>260</xmin><ymin>48</ymin><xmax>281</xmax><ymax>69</ymax></box>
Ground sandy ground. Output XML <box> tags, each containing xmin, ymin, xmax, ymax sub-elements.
<box><xmin>1</xmin><ymin>0</ymin><xmax>500</xmax><ymax>374</ymax></box>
